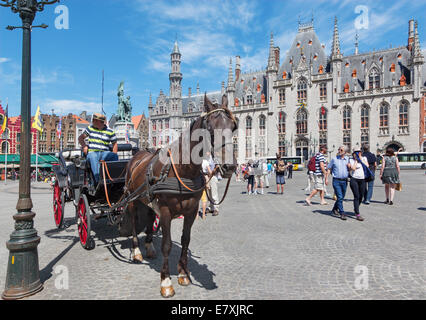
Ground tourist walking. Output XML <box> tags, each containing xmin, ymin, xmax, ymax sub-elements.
<box><xmin>362</xmin><ymin>144</ymin><xmax>377</xmax><ymax>204</ymax></box>
<box><xmin>287</xmin><ymin>162</ymin><xmax>293</xmax><ymax>179</ymax></box>
<box><xmin>348</xmin><ymin>150</ymin><xmax>369</xmax><ymax>221</ymax></box>
<box><xmin>263</xmin><ymin>160</ymin><xmax>270</xmax><ymax>188</ymax></box>
<box><xmin>327</xmin><ymin>146</ymin><xmax>351</xmax><ymax>220</ymax></box>
<box><xmin>305</xmin><ymin>145</ymin><xmax>328</xmax><ymax>206</ymax></box>
<box><xmin>200</xmin><ymin>154</ymin><xmax>213</xmax><ymax>219</ymax></box>
<box><xmin>246</xmin><ymin>161</ymin><xmax>255</xmax><ymax>195</ymax></box>
<box><xmin>379</xmin><ymin>147</ymin><xmax>401</xmax><ymax>205</ymax></box>
<box><xmin>274</xmin><ymin>154</ymin><xmax>287</xmax><ymax>194</ymax></box>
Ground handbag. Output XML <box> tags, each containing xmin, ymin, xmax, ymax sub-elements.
<box><xmin>395</xmin><ymin>182</ymin><xmax>402</xmax><ymax>191</ymax></box>
<box><xmin>356</xmin><ymin>154</ymin><xmax>374</xmax><ymax>182</ymax></box>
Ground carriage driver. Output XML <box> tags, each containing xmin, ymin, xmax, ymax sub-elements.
<box><xmin>78</xmin><ymin>113</ymin><xmax>118</xmax><ymax>185</ymax></box>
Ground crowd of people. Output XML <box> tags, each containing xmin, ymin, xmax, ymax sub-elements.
<box><xmin>306</xmin><ymin>144</ymin><xmax>401</xmax><ymax>221</ymax></box>
<box><xmin>235</xmin><ymin>152</ymin><xmax>294</xmax><ymax>196</ymax></box>
<box><xmin>218</xmin><ymin>144</ymin><xmax>402</xmax><ymax>222</ymax></box>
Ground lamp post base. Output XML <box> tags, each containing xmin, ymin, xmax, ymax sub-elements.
<box><xmin>2</xmin><ymin>211</ymin><xmax>43</xmax><ymax>300</ymax></box>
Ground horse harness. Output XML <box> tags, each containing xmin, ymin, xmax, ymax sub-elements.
<box><xmin>103</xmin><ymin>108</ymin><xmax>236</xmax><ymax>216</ymax></box>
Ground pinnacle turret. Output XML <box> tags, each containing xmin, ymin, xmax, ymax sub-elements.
<box><xmin>331</xmin><ymin>17</ymin><xmax>343</xmax><ymax>61</ymax></box>
<box><xmin>413</xmin><ymin>21</ymin><xmax>424</xmax><ymax>62</ymax></box>
<box><xmin>267</xmin><ymin>32</ymin><xmax>278</xmax><ymax>72</ymax></box>
<box><xmin>227</xmin><ymin>58</ymin><xmax>235</xmax><ymax>92</ymax></box>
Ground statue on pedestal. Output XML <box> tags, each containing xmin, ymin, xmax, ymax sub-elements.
<box><xmin>117</xmin><ymin>81</ymin><xmax>132</xmax><ymax>122</ymax></box>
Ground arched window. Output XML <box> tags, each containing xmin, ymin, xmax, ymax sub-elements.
<box><xmin>343</xmin><ymin>106</ymin><xmax>351</xmax><ymax>151</ymax></box>
<box><xmin>278</xmin><ymin>112</ymin><xmax>286</xmax><ymax>157</ymax></box>
<box><xmin>246</xmin><ymin>116</ymin><xmax>252</xmax><ymax>136</ymax></box>
<box><xmin>319</xmin><ymin>83</ymin><xmax>327</xmax><ymax>101</ymax></box>
<box><xmin>296</xmin><ymin>109</ymin><xmax>308</xmax><ymax>135</ymax></box>
<box><xmin>379</xmin><ymin>103</ymin><xmax>389</xmax><ymax>135</ymax></box>
<box><xmin>259</xmin><ymin>115</ymin><xmax>266</xmax><ymax>136</ymax></box>
<box><xmin>361</xmin><ymin>105</ymin><xmax>369</xmax><ymax>129</ymax></box>
<box><xmin>246</xmin><ymin>94</ymin><xmax>253</xmax><ymax>105</ymax></box>
<box><xmin>368</xmin><ymin>67</ymin><xmax>380</xmax><ymax>89</ymax></box>
<box><xmin>258</xmin><ymin>115</ymin><xmax>266</xmax><ymax>157</ymax></box>
<box><xmin>297</xmin><ymin>78</ymin><xmax>307</xmax><ymax>103</ymax></box>
<box><xmin>361</xmin><ymin>105</ymin><xmax>369</xmax><ymax>145</ymax></box>
<box><xmin>319</xmin><ymin>108</ymin><xmax>327</xmax><ymax>146</ymax></box>
<box><xmin>399</xmin><ymin>101</ymin><xmax>409</xmax><ymax>134</ymax></box>
<box><xmin>1</xmin><ymin>141</ymin><xmax>9</xmax><ymax>154</ymax></box>
<box><xmin>245</xmin><ymin>117</ymin><xmax>252</xmax><ymax>159</ymax></box>
<box><xmin>423</xmin><ymin>141</ymin><xmax>426</xmax><ymax>153</ymax></box>
<box><xmin>343</xmin><ymin>106</ymin><xmax>351</xmax><ymax>130</ymax></box>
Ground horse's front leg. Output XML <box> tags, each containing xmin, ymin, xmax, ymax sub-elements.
<box><xmin>129</xmin><ymin>202</ymin><xmax>143</xmax><ymax>263</ymax></box>
<box><xmin>159</xmin><ymin>209</ymin><xmax>174</xmax><ymax>298</ymax></box>
<box><xmin>177</xmin><ymin>207</ymin><xmax>197</xmax><ymax>287</ymax></box>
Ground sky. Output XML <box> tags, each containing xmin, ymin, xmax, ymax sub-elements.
<box><xmin>0</xmin><ymin>0</ymin><xmax>425</xmax><ymax>119</ymax></box>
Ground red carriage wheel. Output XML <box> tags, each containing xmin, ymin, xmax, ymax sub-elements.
<box><xmin>53</xmin><ymin>181</ymin><xmax>64</xmax><ymax>228</ymax></box>
<box><xmin>77</xmin><ymin>194</ymin><xmax>93</xmax><ymax>250</ymax></box>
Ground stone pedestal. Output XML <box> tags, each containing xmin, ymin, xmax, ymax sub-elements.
<box><xmin>113</xmin><ymin>121</ymin><xmax>139</xmax><ymax>158</ymax></box>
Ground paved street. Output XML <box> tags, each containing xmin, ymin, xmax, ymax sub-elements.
<box><xmin>0</xmin><ymin>170</ymin><xmax>425</xmax><ymax>300</ymax></box>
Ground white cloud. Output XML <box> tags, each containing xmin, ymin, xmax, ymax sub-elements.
<box><xmin>0</xmin><ymin>58</ymin><xmax>10</xmax><ymax>64</ymax></box>
<box><xmin>43</xmin><ymin>99</ymin><xmax>102</xmax><ymax>115</ymax></box>
<box><xmin>134</xmin><ymin>0</ymin><xmax>257</xmax><ymax>32</ymax></box>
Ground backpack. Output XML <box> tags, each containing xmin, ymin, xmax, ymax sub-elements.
<box><xmin>277</xmin><ymin>160</ymin><xmax>286</xmax><ymax>173</ymax></box>
<box><xmin>308</xmin><ymin>155</ymin><xmax>317</xmax><ymax>172</ymax></box>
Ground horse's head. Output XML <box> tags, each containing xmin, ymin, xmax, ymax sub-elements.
<box><xmin>202</xmin><ymin>94</ymin><xmax>238</xmax><ymax>175</ymax></box>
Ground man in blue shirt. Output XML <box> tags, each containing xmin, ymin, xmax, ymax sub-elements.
<box><xmin>327</xmin><ymin>146</ymin><xmax>351</xmax><ymax>220</ymax></box>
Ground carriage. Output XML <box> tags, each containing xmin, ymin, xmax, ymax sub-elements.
<box><xmin>52</xmin><ymin>144</ymin><xmax>156</xmax><ymax>249</ymax></box>
<box><xmin>51</xmin><ymin>95</ymin><xmax>237</xmax><ymax>298</ymax></box>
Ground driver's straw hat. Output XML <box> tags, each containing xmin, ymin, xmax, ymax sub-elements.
<box><xmin>92</xmin><ymin>113</ymin><xmax>106</xmax><ymax>122</ymax></box>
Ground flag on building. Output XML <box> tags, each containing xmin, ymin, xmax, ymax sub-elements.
<box><xmin>0</xmin><ymin>102</ymin><xmax>8</xmax><ymax>135</ymax></box>
<box><xmin>32</xmin><ymin>105</ymin><xmax>44</xmax><ymax>133</ymax></box>
<box><xmin>57</xmin><ymin>118</ymin><xmax>62</xmax><ymax>140</ymax></box>
<box><xmin>297</xmin><ymin>102</ymin><xmax>306</xmax><ymax>111</ymax></box>
<box><xmin>125</xmin><ymin>124</ymin><xmax>130</xmax><ymax>143</ymax></box>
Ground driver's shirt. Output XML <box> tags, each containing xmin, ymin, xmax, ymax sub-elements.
<box><xmin>84</xmin><ymin>125</ymin><xmax>117</xmax><ymax>152</ymax></box>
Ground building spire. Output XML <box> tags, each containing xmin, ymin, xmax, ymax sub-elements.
<box><xmin>331</xmin><ymin>16</ymin><xmax>343</xmax><ymax>60</ymax></box>
<box><xmin>267</xmin><ymin>32</ymin><xmax>277</xmax><ymax>72</ymax></box>
<box><xmin>172</xmin><ymin>38</ymin><xmax>180</xmax><ymax>54</ymax></box>
<box><xmin>413</xmin><ymin>20</ymin><xmax>423</xmax><ymax>60</ymax></box>
<box><xmin>227</xmin><ymin>57</ymin><xmax>235</xmax><ymax>91</ymax></box>
<box><xmin>354</xmin><ymin>32</ymin><xmax>359</xmax><ymax>55</ymax></box>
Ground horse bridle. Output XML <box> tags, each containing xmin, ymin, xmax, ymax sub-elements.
<box><xmin>199</xmin><ymin>107</ymin><xmax>238</xmax><ymax>168</ymax></box>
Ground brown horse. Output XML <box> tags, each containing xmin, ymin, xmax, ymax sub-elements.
<box><xmin>121</xmin><ymin>94</ymin><xmax>237</xmax><ymax>298</ymax></box>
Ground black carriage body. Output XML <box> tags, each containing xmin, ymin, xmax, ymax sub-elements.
<box><xmin>88</xmin><ymin>159</ymin><xmax>129</xmax><ymax>206</ymax></box>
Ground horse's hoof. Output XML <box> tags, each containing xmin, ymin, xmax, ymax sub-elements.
<box><xmin>178</xmin><ymin>275</ymin><xmax>191</xmax><ymax>286</ymax></box>
<box><xmin>160</xmin><ymin>286</ymin><xmax>175</xmax><ymax>298</ymax></box>
<box><xmin>133</xmin><ymin>254</ymin><xmax>143</xmax><ymax>263</ymax></box>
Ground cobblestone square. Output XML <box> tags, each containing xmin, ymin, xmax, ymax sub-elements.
<box><xmin>0</xmin><ymin>170</ymin><xmax>424</xmax><ymax>300</ymax></box>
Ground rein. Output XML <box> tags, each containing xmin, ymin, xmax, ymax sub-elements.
<box><xmin>102</xmin><ymin>106</ymin><xmax>236</xmax><ymax>212</ymax></box>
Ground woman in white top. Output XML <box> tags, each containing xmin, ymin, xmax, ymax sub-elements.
<box><xmin>348</xmin><ymin>150</ymin><xmax>369</xmax><ymax>221</ymax></box>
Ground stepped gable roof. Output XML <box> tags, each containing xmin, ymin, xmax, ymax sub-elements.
<box><xmin>182</xmin><ymin>91</ymin><xmax>223</xmax><ymax>114</ymax></box>
<box><xmin>340</xmin><ymin>46</ymin><xmax>411</xmax><ymax>91</ymax></box>
<box><xmin>234</xmin><ymin>70</ymin><xmax>267</xmax><ymax>103</ymax></box>
<box><xmin>279</xmin><ymin>27</ymin><xmax>328</xmax><ymax>78</ymax></box>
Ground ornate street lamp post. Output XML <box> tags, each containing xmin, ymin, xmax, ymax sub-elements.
<box><xmin>1</xmin><ymin>0</ymin><xmax>60</xmax><ymax>300</ymax></box>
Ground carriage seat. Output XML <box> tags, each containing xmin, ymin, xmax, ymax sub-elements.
<box><xmin>99</xmin><ymin>160</ymin><xmax>128</xmax><ymax>184</ymax></box>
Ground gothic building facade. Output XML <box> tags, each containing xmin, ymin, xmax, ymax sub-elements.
<box><xmin>149</xmin><ymin>18</ymin><xmax>426</xmax><ymax>164</ymax></box>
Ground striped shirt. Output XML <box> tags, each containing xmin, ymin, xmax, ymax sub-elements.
<box><xmin>314</xmin><ymin>152</ymin><xmax>326</xmax><ymax>175</ymax></box>
<box><xmin>84</xmin><ymin>125</ymin><xmax>117</xmax><ymax>152</ymax></box>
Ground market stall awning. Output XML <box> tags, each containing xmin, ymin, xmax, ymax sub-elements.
<box><xmin>0</xmin><ymin>154</ymin><xmax>58</xmax><ymax>166</ymax></box>
<box><xmin>0</xmin><ymin>154</ymin><xmax>20</xmax><ymax>163</ymax></box>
